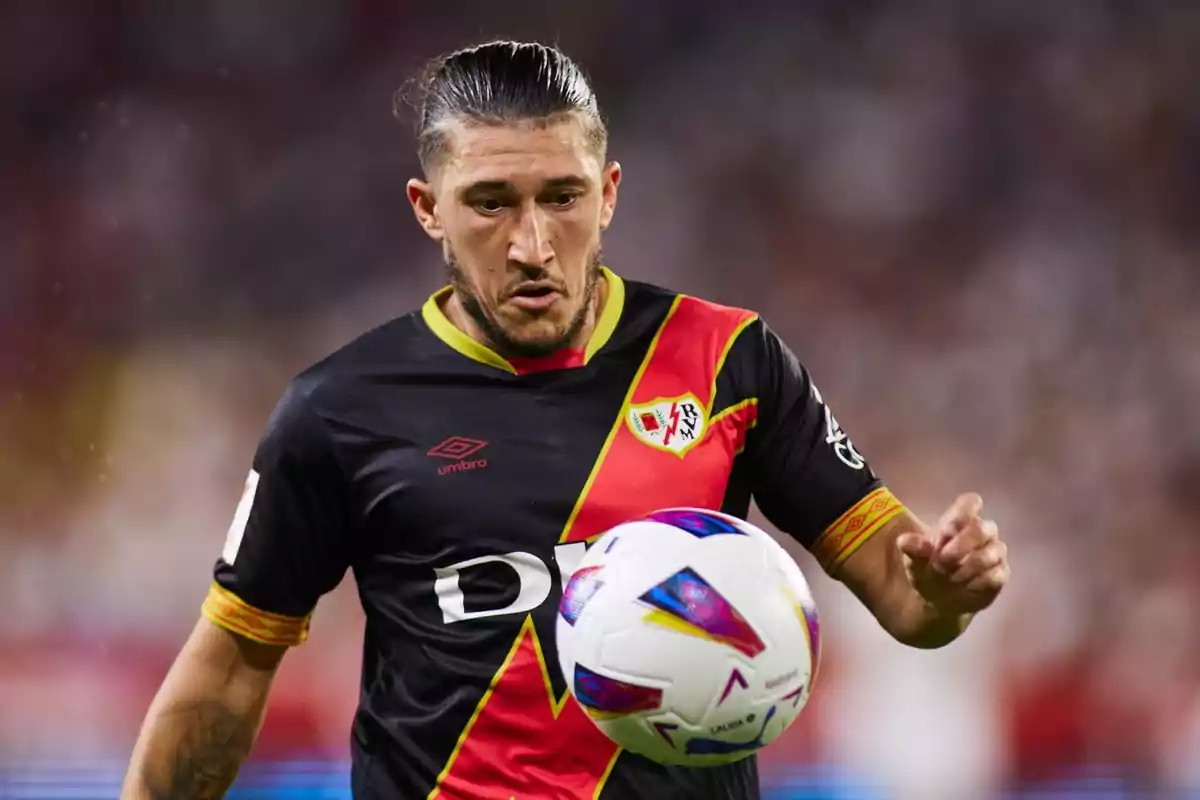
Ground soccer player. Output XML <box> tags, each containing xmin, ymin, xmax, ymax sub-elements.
<box><xmin>121</xmin><ymin>41</ymin><xmax>1010</xmax><ymax>800</ymax></box>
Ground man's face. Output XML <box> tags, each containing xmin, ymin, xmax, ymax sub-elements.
<box><xmin>407</xmin><ymin>114</ymin><xmax>620</xmax><ymax>358</ymax></box>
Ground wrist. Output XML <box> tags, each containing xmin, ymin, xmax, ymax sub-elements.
<box><xmin>889</xmin><ymin>597</ymin><xmax>973</xmax><ymax>650</ymax></box>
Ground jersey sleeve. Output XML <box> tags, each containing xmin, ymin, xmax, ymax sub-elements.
<box><xmin>201</xmin><ymin>384</ymin><xmax>354</xmax><ymax>646</ymax></box>
<box><xmin>738</xmin><ymin>321</ymin><xmax>904</xmax><ymax>575</ymax></box>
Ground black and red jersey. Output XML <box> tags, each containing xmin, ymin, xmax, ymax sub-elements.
<box><xmin>202</xmin><ymin>269</ymin><xmax>903</xmax><ymax>799</ymax></box>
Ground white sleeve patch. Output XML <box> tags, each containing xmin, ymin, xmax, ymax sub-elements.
<box><xmin>222</xmin><ymin>469</ymin><xmax>260</xmax><ymax>565</ymax></box>
<box><xmin>812</xmin><ymin>383</ymin><xmax>866</xmax><ymax>470</ymax></box>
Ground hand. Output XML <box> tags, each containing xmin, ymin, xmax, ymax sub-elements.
<box><xmin>895</xmin><ymin>493</ymin><xmax>1009</xmax><ymax>615</ymax></box>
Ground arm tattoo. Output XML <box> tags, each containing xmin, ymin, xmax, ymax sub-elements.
<box><xmin>140</xmin><ymin>700</ymin><xmax>255</xmax><ymax>800</ymax></box>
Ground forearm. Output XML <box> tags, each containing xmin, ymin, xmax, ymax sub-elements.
<box><xmin>834</xmin><ymin>510</ymin><xmax>976</xmax><ymax>650</ymax></box>
<box><xmin>124</xmin><ymin>697</ymin><xmax>265</xmax><ymax>800</ymax></box>
<box><xmin>122</xmin><ymin>619</ymin><xmax>281</xmax><ymax>800</ymax></box>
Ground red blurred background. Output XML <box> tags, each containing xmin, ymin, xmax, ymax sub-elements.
<box><xmin>2</xmin><ymin>2</ymin><xmax>1199</xmax><ymax>797</ymax></box>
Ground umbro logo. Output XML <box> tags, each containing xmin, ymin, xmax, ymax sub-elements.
<box><xmin>427</xmin><ymin>436</ymin><xmax>489</xmax><ymax>476</ymax></box>
<box><xmin>427</xmin><ymin>436</ymin><xmax>487</xmax><ymax>460</ymax></box>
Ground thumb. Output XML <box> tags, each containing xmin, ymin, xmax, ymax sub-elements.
<box><xmin>896</xmin><ymin>532</ymin><xmax>936</xmax><ymax>562</ymax></box>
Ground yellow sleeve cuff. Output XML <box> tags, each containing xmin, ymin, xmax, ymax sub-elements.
<box><xmin>812</xmin><ymin>487</ymin><xmax>905</xmax><ymax>574</ymax></box>
<box><xmin>201</xmin><ymin>583</ymin><xmax>311</xmax><ymax>646</ymax></box>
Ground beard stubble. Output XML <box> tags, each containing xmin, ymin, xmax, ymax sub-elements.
<box><xmin>446</xmin><ymin>249</ymin><xmax>604</xmax><ymax>360</ymax></box>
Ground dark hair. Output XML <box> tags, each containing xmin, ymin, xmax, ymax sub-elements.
<box><xmin>400</xmin><ymin>41</ymin><xmax>608</xmax><ymax>171</ymax></box>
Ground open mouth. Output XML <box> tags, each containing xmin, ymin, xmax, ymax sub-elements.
<box><xmin>509</xmin><ymin>283</ymin><xmax>562</xmax><ymax>311</ymax></box>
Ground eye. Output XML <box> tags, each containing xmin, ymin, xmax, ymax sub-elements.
<box><xmin>474</xmin><ymin>198</ymin><xmax>506</xmax><ymax>214</ymax></box>
<box><xmin>548</xmin><ymin>192</ymin><xmax>579</xmax><ymax>208</ymax></box>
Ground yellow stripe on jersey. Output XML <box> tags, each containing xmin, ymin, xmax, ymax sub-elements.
<box><xmin>705</xmin><ymin>314</ymin><xmax>758</xmax><ymax>415</ymax></box>
<box><xmin>812</xmin><ymin>487</ymin><xmax>905</xmax><ymax>574</ymax></box>
<box><xmin>584</xmin><ymin>267</ymin><xmax>626</xmax><ymax>364</ymax></box>
<box><xmin>201</xmin><ymin>583</ymin><xmax>311</xmax><ymax>646</ymax></box>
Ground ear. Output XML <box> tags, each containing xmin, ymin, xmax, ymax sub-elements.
<box><xmin>599</xmin><ymin>161</ymin><xmax>621</xmax><ymax>231</ymax></box>
<box><xmin>406</xmin><ymin>178</ymin><xmax>444</xmax><ymax>242</ymax></box>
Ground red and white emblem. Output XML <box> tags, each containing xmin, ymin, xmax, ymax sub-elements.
<box><xmin>626</xmin><ymin>393</ymin><xmax>707</xmax><ymax>456</ymax></box>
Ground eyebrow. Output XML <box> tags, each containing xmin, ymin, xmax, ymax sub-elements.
<box><xmin>460</xmin><ymin>175</ymin><xmax>590</xmax><ymax>195</ymax></box>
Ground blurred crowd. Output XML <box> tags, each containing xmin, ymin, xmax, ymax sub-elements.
<box><xmin>2</xmin><ymin>1</ymin><xmax>1198</xmax><ymax>798</ymax></box>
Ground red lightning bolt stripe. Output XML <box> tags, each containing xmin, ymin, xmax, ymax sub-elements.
<box><xmin>662</xmin><ymin>402</ymin><xmax>682</xmax><ymax>446</ymax></box>
<box><xmin>428</xmin><ymin>618</ymin><xmax>619</xmax><ymax>800</ymax></box>
<box><xmin>561</xmin><ymin>296</ymin><xmax>760</xmax><ymax>543</ymax></box>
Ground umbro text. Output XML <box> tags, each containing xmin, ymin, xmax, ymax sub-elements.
<box><xmin>438</xmin><ymin>458</ymin><xmax>488</xmax><ymax>476</ymax></box>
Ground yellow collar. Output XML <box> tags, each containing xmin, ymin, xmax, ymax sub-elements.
<box><xmin>421</xmin><ymin>266</ymin><xmax>626</xmax><ymax>375</ymax></box>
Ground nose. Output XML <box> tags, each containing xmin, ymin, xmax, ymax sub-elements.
<box><xmin>508</xmin><ymin>204</ymin><xmax>555</xmax><ymax>268</ymax></box>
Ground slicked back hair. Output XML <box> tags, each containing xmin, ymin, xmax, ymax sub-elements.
<box><xmin>401</xmin><ymin>41</ymin><xmax>608</xmax><ymax>172</ymax></box>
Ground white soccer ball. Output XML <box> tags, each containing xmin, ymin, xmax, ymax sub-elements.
<box><xmin>556</xmin><ymin>508</ymin><xmax>821</xmax><ymax>767</ymax></box>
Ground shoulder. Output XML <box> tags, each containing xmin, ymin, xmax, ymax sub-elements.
<box><xmin>244</xmin><ymin>308</ymin><xmax>438</xmax><ymax>447</ymax></box>
<box><xmin>283</xmin><ymin>308</ymin><xmax>440</xmax><ymax>407</ymax></box>
<box><xmin>619</xmin><ymin>277</ymin><xmax>761</xmax><ymax>339</ymax></box>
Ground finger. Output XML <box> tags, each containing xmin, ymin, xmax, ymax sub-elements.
<box><xmin>966</xmin><ymin>562</ymin><xmax>1009</xmax><ymax>594</ymax></box>
<box><xmin>949</xmin><ymin>541</ymin><xmax>1006</xmax><ymax>584</ymax></box>
<box><xmin>939</xmin><ymin>492</ymin><xmax>984</xmax><ymax>534</ymax></box>
<box><xmin>896</xmin><ymin>532</ymin><xmax>936</xmax><ymax>562</ymax></box>
<box><xmin>936</xmin><ymin>520</ymin><xmax>993</xmax><ymax>568</ymax></box>
<box><xmin>933</xmin><ymin>527</ymin><xmax>956</xmax><ymax>551</ymax></box>
<box><xmin>936</xmin><ymin>519</ymin><xmax>998</xmax><ymax>566</ymax></box>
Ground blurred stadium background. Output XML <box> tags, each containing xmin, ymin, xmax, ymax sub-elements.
<box><xmin>2</xmin><ymin>1</ymin><xmax>1199</xmax><ymax>798</ymax></box>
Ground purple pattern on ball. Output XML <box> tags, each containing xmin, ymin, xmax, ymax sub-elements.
<box><xmin>573</xmin><ymin>663</ymin><xmax>663</xmax><ymax>715</ymax></box>
<box><xmin>802</xmin><ymin>601</ymin><xmax>821</xmax><ymax>667</ymax></box>
<box><xmin>644</xmin><ymin>509</ymin><xmax>745</xmax><ymax>538</ymax></box>
<box><xmin>559</xmin><ymin>566</ymin><xmax>605</xmax><ymax>627</ymax></box>
<box><xmin>640</xmin><ymin>567</ymin><xmax>765</xmax><ymax>658</ymax></box>
<box><xmin>653</xmin><ymin>721</ymin><xmax>680</xmax><ymax>748</ymax></box>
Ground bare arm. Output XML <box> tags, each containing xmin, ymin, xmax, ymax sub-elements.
<box><xmin>121</xmin><ymin>617</ymin><xmax>287</xmax><ymax>800</ymax></box>
<box><xmin>835</xmin><ymin>495</ymin><xmax>1008</xmax><ymax>649</ymax></box>
<box><xmin>836</xmin><ymin>510</ymin><xmax>972</xmax><ymax>649</ymax></box>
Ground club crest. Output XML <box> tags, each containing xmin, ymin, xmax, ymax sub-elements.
<box><xmin>626</xmin><ymin>394</ymin><xmax>706</xmax><ymax>456</ymax></box>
